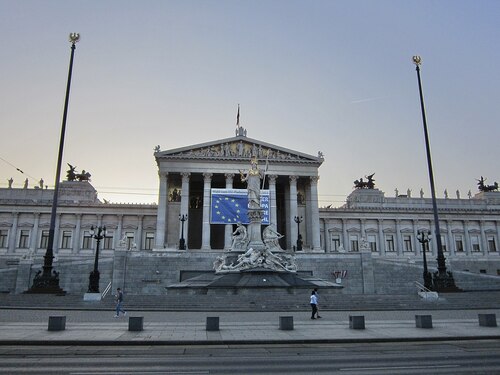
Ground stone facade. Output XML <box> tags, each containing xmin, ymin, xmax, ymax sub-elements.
<box><xmin>1</xmin><ymin>131</ymin><xmax>499</xmax><ymax>294</ymax></box>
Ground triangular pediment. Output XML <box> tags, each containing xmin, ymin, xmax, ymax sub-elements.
<box><xmin>155</xmin><ymin>136</ymin><xmax>324</xmax><ymax>165</ymax></box>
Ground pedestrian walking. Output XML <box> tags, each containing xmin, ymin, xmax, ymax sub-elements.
<box><xmin>114</xmin><ymin>287</ymin><xmax>127</xmax><ymax>318</ymax></box>
<box><xmin>310</xmin><ymin>290</ymin><xmax>318</xmax><ymax>319</ymax></box>
<box><xmin>314</xmin><ymin>288</ymin><xmax>322</xmax><ymax>318</ymax></box>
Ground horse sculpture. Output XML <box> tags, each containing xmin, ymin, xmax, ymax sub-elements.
<box><xmin>354</xmin><ymin>173</ymin><xmax>376</xmax><ymax>189</ymax></box>
<box><xmin>477</xmin><ymin>176</ymin><xmax>498</xmax><ymax>192</ymax></box>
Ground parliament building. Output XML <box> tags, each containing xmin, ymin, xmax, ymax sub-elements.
<box><xmin>1</xmin><ymin>126</ymin><xmax>499</xmax><ymax>295</ymax></box>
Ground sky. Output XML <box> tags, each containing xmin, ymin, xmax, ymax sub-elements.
<box><xmin>1</xmin><ymin>0</ymin><xmax>499</xmax><ymax>207</ymax></box>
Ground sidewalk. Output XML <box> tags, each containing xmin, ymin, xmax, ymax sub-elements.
<box><xmin>0</xmin><ymin>308</ymin><xmax>499</xmax><ymax>345</ymax></box>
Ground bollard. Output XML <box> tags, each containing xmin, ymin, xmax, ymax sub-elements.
<box><xmin>128</xmin><ymin>316</ymin><xmax>144</xmax><ymax>331</ymax></box>
<box><xmin>48</xmin><ymin>316</ymin><xmax>66</xmax><ymax>331</ymax></box>
<box><xmin>415</xmin><ymin>314</ymin><xmax>433</xmax><ymax>328</ymax></box>
<box><xmin>206</xmin><ymin>316</ymin><xmax>219</xmax><ymax>331</ymax></box>
<box><xmin>478</xmin><ymin>314</ymin><xmax>497</xmax><ymax>327</ymax></box>
<box><xmin>279</xmin><ymin>316</ymin><xmax>294</xmax><ymax>330</ymax></box>
<box><xmin>349</xmin><ymin>315</ymin><xmax>365</xmax><ymax>329</ymax></box>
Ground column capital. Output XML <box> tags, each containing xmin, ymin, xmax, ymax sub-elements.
<box><xmin>310</xmin><ymin>176</ymin><xmax>320</xmax><ymax>184</ymax></box>
<box><xmin>203</xmin><ymin>172</ymin><xmax>213</xmax><ymax>181</ymax></box>
<box><xmin>224</xmin><ymin>173</ymin><xmax>235</xmax><ymax>182</ymax></box>
<box><xmin>158</xmin><ymin>171</ymin><xmax>168</xmax><ymax>178</ymax></box>
<box><xmin>289</xmin><ymin>175</ymin><xmax>298</xmax><ymax>183</ymax></box>
<box><xmin>181</xmin><ymin>172</ymin><xmax>191</xmax><ymax>181</ymax></box>
<box><xmin>268</xmin><ymin>174</ymin><xmax>278</xmax><ymax>183</ymax></box>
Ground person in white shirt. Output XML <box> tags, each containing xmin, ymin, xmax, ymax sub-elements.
<box><xmin>310</xmin><ymin>290</ymin><xmax>318</xmax><ymax>319</ymax></box>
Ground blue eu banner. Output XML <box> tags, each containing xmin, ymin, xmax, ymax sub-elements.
<box><xmin>210</xmin><ymin>189</ymin><xmax>270</xmax><ymax>225</ymax></box>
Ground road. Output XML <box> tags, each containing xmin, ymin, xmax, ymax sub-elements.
<box><xmin>1</xmin><ymin>340</ymin><xmax>499</xmax><ymax>374</ymax></box>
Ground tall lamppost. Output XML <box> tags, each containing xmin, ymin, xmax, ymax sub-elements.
<box><xmin>294</xmin><ymin>216</ymin><xmax>303</xmax><ymax>251</ymax></box>
<box><xmin>413</xmin><ymin>56</ymin><xmax>459</xmax><ymax>292</ymax></box>
<box><xmin>27</xmin><ymin>33</ymin><xmax>80</xmax><ymax>294</ymax></box>
<box><xmin>179</xmin><ymin>214</ymin><xmax>187</xmax><ymax>250</ymax></box>
<box><xmin>87</xmin><ymin>225</ymin><xmax>106</xmax><ymax>293</ymax></box>
<box><xmin>416</xmin><ymin>229</ymin><xmax>433</xmax><ymax>290</ymax></box>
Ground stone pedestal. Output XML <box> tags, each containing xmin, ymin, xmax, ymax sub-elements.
<box><xmin>247</xmin><ymin>208</ymin><xmax>265</xmax><ymax>250</ymax></box>
<box><xmin>128</xmin><ymin>316</ymin><xmax>144</xmax><ymax>331</ymax></box>
<box><xmin>415</xmin><ymin>314</ymin><xmax>433</xmax><ymax>328</ymax></box>
<box><xmin>206</xmin><ymin>316</ymin><xmax>220</xmax><ymax>331</ymax></box>
<box><xmin>349</xmin><ymin>315</ymin><xmax>365</xmax><ymax>329</ymax></box>
<box><xmin>279</xmin><ymin>316</ymin><xmax>294</xmax><ymax>330</ymax></box>
<box><xmin>48</xmin><ymin>316</ymin><xmax>66</xmax><ymax>331</ymax></box>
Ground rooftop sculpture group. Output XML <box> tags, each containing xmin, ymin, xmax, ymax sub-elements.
<box><xmin>354</xmin><ymin>173</ymin><xmax>376</xmax><ymax>189</ymax></box>
<box><xmin>66</xmin><ymin>164</ymin><xmax>91</xmax><ymax>182</ymax></box>
<box><xmin>477</xmin><ymin>176</ymin><xmax>498</xmax><ymax>192</ymax></box>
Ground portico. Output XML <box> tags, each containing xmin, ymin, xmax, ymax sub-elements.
<box><xmin>154</xmin><ymin>132</ymin><xmax>323</xmax><ymax>251</ymax></box>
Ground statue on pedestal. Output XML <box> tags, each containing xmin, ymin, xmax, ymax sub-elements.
<box><xmin>239</xmin><ymin>156</ymin><xmax>264</xmax><ymax>208</ymax></box>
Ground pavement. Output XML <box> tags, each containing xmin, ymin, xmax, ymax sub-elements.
<box><xmin>0</xmin><ymin>308</ymin><xmax>499</xmax><ymax>345</ymax></box>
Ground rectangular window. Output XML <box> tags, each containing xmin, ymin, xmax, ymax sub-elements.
<box><xmin>40</xmin><ymin>230</ymin><xmax>49</xmax><ymax>249</ymax></box>
<box><xmin>350</xmin><ymin>235</ymin><xmax>359</xmax><ymax>252</ymax></box>
<box><xmin>103</xmin><ymin>231</ymin><xmax>113</xmax><ymax>250</ymax></box>
<box><xmin>385</xmin><ymin>235</ymin><xmax>395</xmax><ymax>252</ymax></box>
<box><xmin>0</xmin><ymin>230</ymin><xmax>7</xmax><ymax>248</ymax></box>
<box><xmin>18</xmin><ymin>230</ymin><xmax>30</xmax><ymax>248</ymax></box>
<box><xmin>455</xmin><ymin>235</ymin><xmax>464</xmax><ymax>252</ymax></box>
<box><xmin>331</xmin><ymin>235</ymin><xmax>341</xmax><ymax>251</ymax></box>
<box><xmin>82</xmin><ymin>230</ymin><xmax>93</xmax><ymax>249</ymax></box>
<box><xmin>471</xmin><ymin>235</ymin><xmax>480</xmax><ymax>252</ymax></box>
<box><xmin>441</xmin><ymin>235</ymin><xmax>447</xmax><ymax>252</ymax></box>
<box><xmin>403</xmin><ymin>235</ymin><xmax>412</xmax><ymax>252</ymax></box>
<box><xmin>487</xmin><ymin>236</ymin><xmax>497</xmax><ymax>252</ymax></box>
<box><xmin>144</xmin><ymin>232</ymin><xmax>154</xmax><ymax>250</ymax></box>
<box><xmin>368</xmin><ymin>234</ymin><xmax>377</xmax><ymax>252</ymax></box>
<box><xmin>125</xmin><ymin>232</ymin><xmax>135</xmax><ymax>250</ymax></box>
<box><xmin>61</xmin><ymin>231</ymin><xmax>72</xmax><ymax>249</ymax></box>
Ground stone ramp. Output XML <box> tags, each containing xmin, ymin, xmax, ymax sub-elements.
<box><xmin>1</xmin><ymin>291</ymin><xmax>500</xmax><ymax>311</ymax></box>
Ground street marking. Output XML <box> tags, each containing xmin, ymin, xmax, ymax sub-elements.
<box><xmin>339</xmin><ymin>364</ymin><xmax>461</xmax><ymax>371</ymax></box>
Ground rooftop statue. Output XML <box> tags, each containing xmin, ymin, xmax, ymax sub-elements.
<box><xmin>66</xmin><ymin>164</ymin><xmax>91</xmax><ymax>182</ymax></box>
<box><xmin>477</xmin><ymin>176</ymin><xmax>498</xmax><ymax>192</ymax></box>
<box><xmin>354</xmin><ymin>173</ymin><xmax>375</xmax><ymax>189</ymax></box>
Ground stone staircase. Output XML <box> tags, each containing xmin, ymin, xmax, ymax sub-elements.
<box><xmin>1</xmin><ymin>290</ymin><xmax>500</xmax><ymax>312</ymax></box>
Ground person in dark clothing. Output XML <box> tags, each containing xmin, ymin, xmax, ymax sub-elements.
<box><xmin>114</xmin><ymin>288</ymin><xmax>127</xmax><ymax>318</ymax></box>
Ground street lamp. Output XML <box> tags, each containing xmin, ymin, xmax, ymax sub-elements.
<box><xmin>413</xmin><ymin>56</ymin><xmax>459</xmax><ymax>292</ymax></box>
<box><xmin>179</xmin><ymin>214</ymin><xmax>187</xmax><ymax>250</ymax></box>
<box><xmin>416</xmin><ymin>229</ymin><xmax>433</xmax><ymax>290</ymax></box>
<box><xmin>27</xmin><ymin>33</ymin><xmax>81</xmax><ymax>294</ymax></box>
<box><xmin>87</xmin><ymin>225</ymin><xmax>106</xmax><ymax>293</ymax></box>
<box><xmin>294</xmin><ymin>216</ymin><xmax>303</xmax><ymax>251</ymax></box>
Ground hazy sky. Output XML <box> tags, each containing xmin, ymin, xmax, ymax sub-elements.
<box><xmin>1</xmin><ymin>0</ymin><xmax>499</xmax><ymax>207</ymax></box>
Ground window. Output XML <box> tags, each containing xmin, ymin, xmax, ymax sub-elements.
<box><xmin>331</xmin><ymin>235</ymin><xmax>341</xmax><ymax>251</ymax></box>
<box><xmin>471</xmin><ymin>235</ymin><xmax>480</xmax><ymax>252</ymax></box>
<box><xmin>368</xmin><ymin>235</ymin><xmax>377</xmax><ymax>252</ymax></box>
<box><xmin>441</xmin><ymin>235</ymin><xmax>447</xmax><ymax>252</ymax></box>
<box><xmin>61</xmin><ymin>231</ymin><xmax>72</xmax><ymax>249</ymax></box>
<box><xmin>455</xmin><ymin>235</ymin><xmax>464</xmax><ymax>252</ymax></box>
<box><xmin>40</xmin><ymin>230</ymin><xmax>49</xmax><ymax>249</ymax></box>
<box><xmin>0</xmin><ymin>230</ymin><xmax>7</xmax><ymax>248</ymax></box>
<box><xmin>18</xmin><ymin>230</ymin><xmax>30</xmax><ymax>248</ymax></box>
<box><xmin>82</xmin><ymin>230</ymin><xmax>93</xmax><ymax>249</ymax></box>
<box><xmin>403</xmin><ymin>235</ymin><xmax>412</xmax><ymax>252</ymax></box>
<box><xmin>385</xmin><ymin>235</ymin><xmax>395</xmax><ymax>252</ymax></box>
<box><xmin>125</xmin><ymin>232</ymin><xmax>135</xmax><ymax>250</ymax></box>
<box><xmin>487</xmin><ymin>236</ymin><xmax>497</xmax><ymax>252</ymax></box>
<box><xmin>103</xmin><ymin>231</ymin><xmax>113</xmax><ymax>250</ymax></box>
<box><xmin>144</xmin><ymin>232</ymin><xmax>154</xmax><ymax>250</ymax></box>
<box><xmin>349</xmin><ymin>235</ymin><xmax>359</xmax><ymax>252</ymax></box>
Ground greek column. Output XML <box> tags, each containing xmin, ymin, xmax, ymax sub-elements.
<box><xmin>289</xmin><ymin>176</ymin><xmax>298</xmax><ymax>248</ymax></box>
<box><xmin>378</xmin><ymin>219</ymin><xmax>385</xmax><ymax>256</ymax></box>
<box><xmin>310</xmin><ymin>176</ymin><xmax>321</xmax><ymax>250</ymax></box>
<box><xmin>29</xmin><ymin>213</ymin><xmax>40</xmax><ymax>254</ymax></box>
<box><xmin>155</xmin><ymin>172</ymin><xmax>168</xmax><ymax>248</ymax></box>
<box><xmin>180</xmin><ymin>172</ymin><xmax>190</xmax><ymax>249</ymax></box>
<box><xmin>412</xmin><ymin>219</ymin><xmax>419</xmax><ymax>256</ymax></box>
<box><xmin>463</xmin><ymin>220</ymin><xmax>471</xmax><ymax>256</ymax></box>
<box><xmin>7</xmin><ymin>212</ymin><xmax>19</xmax><ymax>253</ymax></box>
<box><xmin>268</xmin><ymin>175</ymin><xmax>278</xmax><ymax>228</ymax></box>
<box><xmin>73</xmin><ymin>214</ymin><xmax>82</xmax><ymax>254</ymax></box>
<box><xmin>136</xmin><ymin>215</ymin><xmax>143</xmax><ymax>251</ymax></box>
<box><xmin>447</xmin><ymin>220</ymin><xmax>455</xmax><ymax>257</ymax></box>
<box><xmin>396</xmin><ymin>219</ymin><xmax>403</xmax><ymax>256</ymax></box>
<box><xmin>480</xmin><ymin>220</ymin><xmax>487</xmax><ymax>255</ymax></box>
<box><xmin>201</xmin><ymin>173</ymin><xmax>213</xmax><ymax>250</ymax></box>
<box><xmin>224</xmin><ymin>173</ymin><xmax>234</xmax><ymax>250</ymax></box>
